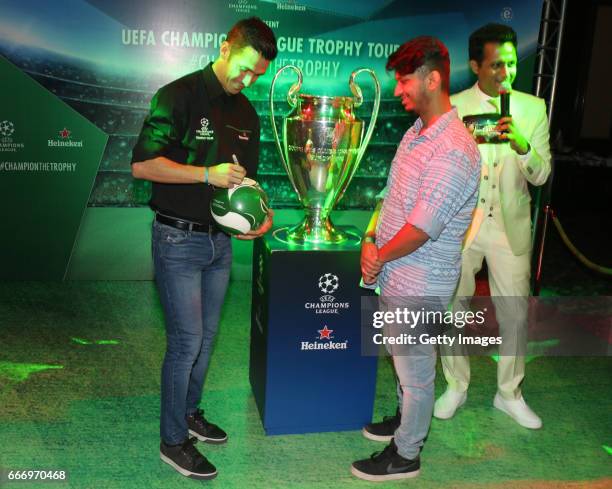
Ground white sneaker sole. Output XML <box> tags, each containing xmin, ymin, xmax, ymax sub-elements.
<box><xmin>188</xmin><ymin>429</ymin><xmax>228</xmax><ymax>444</ymax></box>
<box><xmin>361</xmin><ymin>428</ymin><xmax>394</xmax><ymax>442</ymax></box>
<box><xmin>433</xmin><ymin>395</ymin><xmax>466</xmax><ymax>420</ymax></box>
<box><xmin>351</xmin><ymin>465</ymin><xmax>420</xmax><ymax>481</ymax></box>
<box><xmin>493</xmin><ymin>396</ymin><xmax>542</xmax><ymax>429</ymax></box>
<box><xmin>160</xmin><ymin>452</ymin><xmax>218</xmax><ymax>480</ymax></box>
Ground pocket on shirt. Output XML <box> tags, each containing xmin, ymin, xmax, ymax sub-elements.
<box><xmin>223</xmin><ymin>125</ymin><xmax>253</xmax><ymax>159</ymax></box>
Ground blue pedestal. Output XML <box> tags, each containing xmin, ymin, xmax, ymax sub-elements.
<box><xmin>249</xmin><ymin>228</ymin><xmax>378</xmax><ymax>435</ymax></box>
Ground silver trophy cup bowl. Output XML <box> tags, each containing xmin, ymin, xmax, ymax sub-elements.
<box><xmin>270</xmin><ymin>65</ymin><xmax>381</xmax><ymax>245</ymax></box>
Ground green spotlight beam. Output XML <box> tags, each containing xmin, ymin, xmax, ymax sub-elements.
<box><xmin>71</xmin><ymin>337</ymin><xmax>120</xmax><ymax>345</ymax></box>
<box><xmin>0</xmin><ymin>362</ymin><xmax>64</xmax><ymax>383</ymax></box>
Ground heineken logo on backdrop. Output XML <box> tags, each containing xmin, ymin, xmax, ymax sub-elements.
<box><xmin>195</xmin><ymin>117</ymin><xmax>215</xmax><ymax>141</ymax></box>
<box><xmin>0</xmin><ymin>120</ymin><xmax>24</xmax><ymax>152</ymax></box>
<box><xmin>300</xmin><ymin>325</ymin><xmax>348</xmax><ymax>351</ymax></box>
<box><xmin>48</xmin><ymin>127</ymin><xmax>83</xmax><ymax>148</ymax></box>
<box><xmin>304</xmin><ymin>273</ymin><xmax>350</xmax><ymax>315</ymax></box>
<box><xmin>277</xmin><ymin>0</ymin><xmax>306</xmax><ymax>12</ymax></box>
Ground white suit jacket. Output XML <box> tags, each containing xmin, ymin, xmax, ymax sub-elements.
<box><xmin>451</xmin><ymin>84</ymin><xmax>552</xmax><ymax>256</ymax></box>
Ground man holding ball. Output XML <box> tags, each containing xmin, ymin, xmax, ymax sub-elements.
<box><xmin>131</xmin><ymin>17</ymin><xmax>277</xmax><ymax>480</ymax></box>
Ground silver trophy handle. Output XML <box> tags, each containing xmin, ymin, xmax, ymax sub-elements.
<box><xmin>269</xmin><ymin>65</ymin><xmax>303</xmax><ymax>196</ymax></box>
<box><xmin>343</xmin><ymin>68</ymin><xmax>381</xmax><ymax>194</ymax></box>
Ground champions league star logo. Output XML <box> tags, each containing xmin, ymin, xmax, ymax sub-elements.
<box><xmin>304</xmin><ymin>273</ymin><xmax>349</xmax><ymax>315</ymax></box>
<box><xmin>0</xmin><ymin>120</ymin><xmax>15</xmax><ymax>137</ymax></box>
<box><xmin>318</xmin><ymin>273</ymin><xmax>339</xmax><ymax>295</ymax></box>
<box><xmin>195</xmin><ymin>117</ymin><xmax>215</xmax><ymax>141</ymax></box>
<box><xmin>0</xmin><ymin>120</ymin><xmax>24</xmax><ymax>152</ymax></box>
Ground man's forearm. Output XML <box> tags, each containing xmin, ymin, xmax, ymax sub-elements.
<box><xmin>131</xmin><ymin>156</ymin><xmax>205</xmax><ymax>184</ymax></box>
<box><xmin>378</xmin><ymin>222</ymin><xmax>429</xmax><ymax>263</ymax></box>
<box><xmin>364</xmin><ymin>200</ymin><xmax>383</xmax><ymax>239</ymax></box>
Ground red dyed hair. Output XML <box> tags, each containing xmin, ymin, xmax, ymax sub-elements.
<box><xmin>386</xmin><ymin>36</ymin><xmax>450</xmax><ymax>93</ymax></box>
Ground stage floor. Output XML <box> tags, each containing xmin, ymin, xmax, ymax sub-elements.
<box><xmin>1</xmin><ymin>280</ymin><xmax>610</xmax><ymax>488</ymax></box>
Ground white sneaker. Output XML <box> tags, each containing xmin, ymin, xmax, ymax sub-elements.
<box><xmin>433</xmin><ymin>389</ymin><xmax>467</xmax><ymax>420</ymax></box>
<box><xmin>493</xmin><ymin>393</ymin><xmax>542</xmax><ymax>429</ymax></box>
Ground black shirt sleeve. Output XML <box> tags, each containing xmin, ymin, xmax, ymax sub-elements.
<box><xmin>131</xmin><ymin>84</ymin><xmax>188</xmax><ymax>164</ymax></box>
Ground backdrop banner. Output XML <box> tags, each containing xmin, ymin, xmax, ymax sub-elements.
<box><xmin>0</xmin><ymin>0</ymin><xmax>543</xmax><ymax>278</ymax></box>
<box><xmin>0</xmin><ymin>56</ymin><xmax>107</xmax><ymax>279</ymax></box>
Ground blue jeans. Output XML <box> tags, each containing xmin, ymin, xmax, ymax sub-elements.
<box><xmin>390</xmin><ymin>343</ymin><xmax>436</xmax><ymax>460</ymax></box>
<box><xmin>380</xmin><ymin>296</ymin><xmax>443</xmax><ymax>460</ymax></box>
<box><xmin>152</xmin><ymin>220</ymin><xmax>232</xmax><ymax>445</ymax></box>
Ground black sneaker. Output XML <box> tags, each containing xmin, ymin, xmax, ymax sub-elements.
<box><xmin>351</xmin><ymin>439</ymin><xmax>420</xmax><ymax>481</ymax></box>
<box><xmin>362</xmin><ymin>408</ymin><xmax>400</xmax><ymax>442</ymax></box>
<box><xmin>160</xmin><ymin>437</ymin><xmax>217</xmax><ymax>480</ymax></box>
<box><xmin>186</xmin><ymin>409</ymin><xmax>228</xmax><ymax>444</ymax></box>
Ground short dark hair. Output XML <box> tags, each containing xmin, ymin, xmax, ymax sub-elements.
<box><xmin>386</xmin><ymin>36</ymin><xmax>450</xmax><ymax>93</ymax></box>
<box><xmin>226</xmin><ymin>17</ymin><xmax>278</xmax><ymax>61</ymax></box>
<box><xmin>469</xmin><ymin>23</ymin><xmax>517</xmax><ymax>64</ymax></box>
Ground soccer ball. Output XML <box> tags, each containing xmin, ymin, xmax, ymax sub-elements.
<box><xmin>210</xmin><ymin>178</ymin><xmax>269</xmax><ymax>235</ymax></box>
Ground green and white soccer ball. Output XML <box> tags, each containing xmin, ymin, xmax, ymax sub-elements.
<box><xmin>210</xmin><ymin>178</ymin><xmax>269</xmax><ymax>235</ymax></box>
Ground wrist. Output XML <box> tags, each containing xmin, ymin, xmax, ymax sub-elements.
<box><xmin>203</xmin><ymin>167</ymin><xmax>209</xmax><ymax>184</ymax></box>
<box><xmin>517</xmin><ymin>141</ymin><xmax>530</xmax><ymax>155</ymax></box>
<box><xmin>378</xmin><ymin>247</ymin><xmax>387</xmax><ymax>263</ymax></box>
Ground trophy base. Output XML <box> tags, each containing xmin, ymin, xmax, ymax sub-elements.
<box><xmin>273</xmin><ymin>222</ymin><xmax>361</xmax><ymax>249</ymax></box>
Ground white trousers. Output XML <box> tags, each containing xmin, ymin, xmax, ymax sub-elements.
<box><xmin>441</xmin><ymin>216</ymin><xmax>531</xmax><ymax>400</ymax></box>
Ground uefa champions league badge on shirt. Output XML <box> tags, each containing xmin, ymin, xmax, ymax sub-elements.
<box><xmin>195</xmin><ymin>117</ymin><xmax>215</xmax><ymax>141</ymax></box>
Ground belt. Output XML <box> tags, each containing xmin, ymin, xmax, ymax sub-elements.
<box><xmin>155</xmin><ymin>213</ymin><xmax>221</xmax><ymax>234</ymax></box>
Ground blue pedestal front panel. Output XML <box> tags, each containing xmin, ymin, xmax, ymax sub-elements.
<box><xmin>249</xmin><ymin>228</ymin><xmax>377</xmax><ymax>435</ymax></box>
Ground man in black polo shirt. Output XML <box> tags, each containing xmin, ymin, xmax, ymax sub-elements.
<box><xmin>131</xmin><ymin>17</ymin><xmax>277</xmax><ymax>480</ymax></box>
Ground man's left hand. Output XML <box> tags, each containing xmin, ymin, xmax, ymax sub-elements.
<box><xmin>234</xmin><ymin>209</ymin><xmax>274</xmax><ymax>240</ymax></box>
<box><xmin>497</xmin><ymin>116</ymin><xmax>529</xmax><ymax>155</ymax></box>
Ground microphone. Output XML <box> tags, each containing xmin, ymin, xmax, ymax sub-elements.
<box><xmin>499</xmin><ymin>80</ymin><xmax>512</xmax><ymax>117</ymax></box>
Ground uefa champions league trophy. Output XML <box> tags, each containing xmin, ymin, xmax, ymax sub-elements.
<box><xmin>269</xmin><ymin>65</ymin><xmax>381</xmax><ymax>245</ymax></box>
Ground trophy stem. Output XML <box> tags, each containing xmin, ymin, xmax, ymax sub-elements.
<box><xmin>286</xmin><ymin>210</ymin><xmax>350</xmax><ymax>244</ymax></box>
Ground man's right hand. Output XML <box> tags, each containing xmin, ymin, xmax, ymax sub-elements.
<box><xmin>361</xmin><ymin>241</ymin><xmax>383</xmax><ymax>285</ymax></box>
<box><xmin>208</xmin><ymin>163</ymin><xmax>246</xmax><ymax>188</ymax></box>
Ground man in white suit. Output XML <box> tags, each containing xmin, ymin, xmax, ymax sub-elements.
<box><xmin>434</xmin><ymin>23</ymin><xmax>551</xmax><ymax>429</ymax></box>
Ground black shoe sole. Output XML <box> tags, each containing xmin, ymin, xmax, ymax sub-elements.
<box><xmin>160</xmin><ymin>452</ymin><xmax>218</xmax><ymax>480</ymax></box>
<box><xmin>188</xmin><ymin>429</ymin><xmax>228</xmax><ymax>444</ymax></box>
<box><xmin>350</xmin><ymin>465</ymin><xmax>420</xmax><ymax>481</ymax></box>
<box><xmin>362</xmin><ymin>428</ymin><xmax>394</xmax><ymax>442</ymax></box>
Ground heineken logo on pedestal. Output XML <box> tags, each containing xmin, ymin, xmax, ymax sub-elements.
<box><xmin>299</xmin><ymin>325</ymin><xmax>349</xmax><ymax>351</ymax></box>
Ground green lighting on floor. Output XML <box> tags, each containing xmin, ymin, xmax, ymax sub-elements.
<box><xmin>0</xmin><ymin>361</ymin><xmax>63</xmax><ymax>382</ymax></box>
<box><xmin>490</xmin><ymin>339</ymin><xmax>561</xmax><ymax>364</ymax></box>
<box><xmin>603</xmin><ymin>445</ymin><xmax>612</xmax><ymax>455</ymax></box>
<box><xmin>71</xmin><ymin>337</ymin><xmax>120</xmax><ymax>345</ymax></box>
<box><xmin>71</xmin><ymin>337</ymin><xmax>92</xmax><ymax>345</ymax></box>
